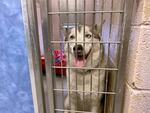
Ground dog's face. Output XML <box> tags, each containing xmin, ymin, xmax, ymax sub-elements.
<box><xmin>64</xmin><ymin>25</ymin><xmax>103</xmax><ymax>68</ymax></box>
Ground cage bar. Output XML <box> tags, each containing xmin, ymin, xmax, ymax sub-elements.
<box><xmin>38</xmin><ymin>0</ymin><xmax>55</xmax><ymax>112</ymax></box>
<box><xmin>75</xmin><ymin>0</ymin><xmax>78</xmax><ymax>111</ymax></box>
<box><xmin>113</xmin><ymin>0</ymin><xmax>134</xmax><ymax>113</ymax></box>
<box><xmin>104</xmin><ymin>0</ymin><xmax>114</xmax><ymax>112</ymax></box>
<box><xmin>23</xmin><ymin>0</ymin><xmax>134</xmax><ymax>112</ymax></box>
<box><xmin>53</xmin><ymin>89</ymin><xmax>116</xmax><ymax>95</ymax></box>
<box><xmin>82</xmin><ymin>0</ymin><xmax>86</xmax><ymax>110</ymax></box>
<box><xmin>48</xmin><ymin>10</ymin><xmax>124</xmax><ymax>15</ymax></box>
<box><xmin>52</xmin><ymin>66</ymin><xmax>118</xmax><ymax>71</ymax></box>
<box><xmin>50</xmin><ymin>41</ymin><xmax>121</xmax><ymax>44</ymax></box>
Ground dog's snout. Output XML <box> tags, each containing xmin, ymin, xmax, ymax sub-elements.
<box><xmin>73</xmin><ymin>44</ymin><xmax>83</xmax><ymax>52</ymax></box>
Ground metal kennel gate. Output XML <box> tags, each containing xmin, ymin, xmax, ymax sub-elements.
<box><xmin>21</xmin><ymin>0</ymin><xmax>133</xmax><ymax>113</ymax></box>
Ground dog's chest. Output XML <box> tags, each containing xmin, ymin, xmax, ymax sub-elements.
<box><xmin>69</xmin><ymin>70</ymin><xmax>105</xmax><ymax>92</ymax></box>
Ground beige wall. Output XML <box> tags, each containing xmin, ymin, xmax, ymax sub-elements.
<box><xmin>123</xmin><ymin>0</ymin><xmax>150</xmax><ymax>113</ymax></box>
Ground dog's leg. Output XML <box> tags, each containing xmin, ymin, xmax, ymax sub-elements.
<box><xmin>64</xmin><ymin>93</ymin><xmax>77</xmax><ymax>113</ymax></box>
<box><xmin>70</xmin><ymin>92</ymin><xmax>77</xmax><ymax>113</ymax></box>
<box><xmin>91</xmin><ymin>94</ymin><xmax>100</xmax><ymax>113</ymax></box>
<box><xmin>64</xmin><ymin>95</ymin><xmax>70</xmax><ymax>113</ymax></box>
<box><xmin>91</xmin><ymin>101</ymin><xmax>100</xmax><ymax>113</ymax></box>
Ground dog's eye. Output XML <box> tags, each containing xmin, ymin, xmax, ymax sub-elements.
<box><xmin>85</xmin><ymin>34</ymin><xmax>92</xmax><ymax>38</ymax></box>
<box><xmin>70</xmin><ymin>35</ymin><xmax>75</xmax><ymax>40</ymax></box>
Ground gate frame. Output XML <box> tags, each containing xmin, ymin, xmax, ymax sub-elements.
<box><xmin>113</xmin><ymin>0</ymin><xmax>134</xmax><ymax>113</ymax></box>
<box><xmin>21</xmin><ymin>0</ymin><xmax>134</xmax><ymax>113</ymax></box>
<box><xmin>21</xmin><ymin>0</ymin><xmax>47</xmax><ymax>113</ymax></box>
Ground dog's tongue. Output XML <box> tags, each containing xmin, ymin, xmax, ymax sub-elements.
<box><xmin>73</xmin><ymin>59</ymin><xmax>86</xmax><ymax>67</ymax></box>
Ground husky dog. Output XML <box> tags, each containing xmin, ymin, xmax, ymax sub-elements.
<box><xmin>64</xmin><ymin>24</ymin><xmax>106</xmax><ymax>113</ymax></box>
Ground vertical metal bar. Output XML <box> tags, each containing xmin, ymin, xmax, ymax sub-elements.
<box><xmin>21</xmin><ymin>0</ymin><xmax>46</xmax><ymax>113</ymax></box>
<box><xmin>111</xmin><ymin>0</ymin><xmax>125</xmax><ymax>112</ymax></box>
<box><xmin>98</xmin><ymin>0</ymin><xmax>104</xmax><ymax>112</ymax></box>
<box><xmin>113</xmin><ymin>0</ymin><xmax>134</xmax><ymax>113</ymax></box>
<box><xmin>90</xmin><ymin>0</ymin><xmax>95</xmax><ymax>74</ymax></box>
<box><xmin>58</xmin><ymin>0</ymin><xmax>64</xmax><ymax>109</ymax></box>
<box><xmin>104</xmin><ymin>0</ymin><xmax>113</xmax><ymax>112</ymax></box>
<box><xmin>93</xmin><ymin>0</ymin><xmax>96</xmax><ymax>24</ymax></box>
<box><xmin>52</xmin><ymin>5</ymin><xmax>56</xmax><ymax>100</ymax></box>
<box><xmin>89</xmin><ymin>0</ymin><xmax>95</xmax><ymax>109</ymax></box>
<box><xmin>66</xmin><ymin>0</ymin><xmax>71</xmax><ymax>110</ymax></box>
<box><xmin>75</xmin><ymin>0</ymin><xmax>78</xmax><ymax>110</ymax></box>
<box><xmin>116</xmin><ymin>0</ymin><xmax>125</xmax><ymax>66</ymax></box>
<box><xmin>82</xmin><ymin>0</ymin><xmax>86</xmax><ymax>111</ymax></box>
<box><xmin>91</xmin><ymin>0</ymin><xmax>96</xmax><ymax>111</ymax></box>
<box><xmin>39</xmin><ymin>0</ymin><xmax>55</xmax><ymax>112</ymax></box>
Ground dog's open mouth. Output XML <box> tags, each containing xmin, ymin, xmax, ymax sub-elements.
<box><xmin>73</xmin><ymin>49</ymin><xmax>91</xmax><ymax>67</ymax></box>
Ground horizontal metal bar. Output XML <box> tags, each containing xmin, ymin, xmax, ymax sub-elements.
<box><xmin>53</xmin><ymin>89</ymin><xmax>116</xmax><ymax>95</ymax></box>
<box><xmin>55</xmin><ymin>109</ymin><xmax>92</xmax><ymax>113</ymax></box>
<box><xmin>48</xmin><ymin>10</ymin><xmax>124</xmax><ymax>15</ymax></box>
<box><xmin>52</xmin><ymin>66</ymin><xmax>118</xmax><ymax>71</ymax></box>
<box><xmin>50</xmin><ymin>41</ymin><xmax>121</xmax><ymax>44</ymax></box>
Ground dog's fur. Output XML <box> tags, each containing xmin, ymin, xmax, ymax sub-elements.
<box><xmin>64</xmin><ymin>24</ymin><xmax>106</xmax><ymax>113</ymax></box>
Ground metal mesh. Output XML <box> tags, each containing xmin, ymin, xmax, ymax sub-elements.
<box><xmin>22</xmin><ymin>0</ymin><xmax>134</xmax><ymax>112</ymax></box>
<box><xmin>42</xmin><ymin>0</ymin><xmax>125</xmax><ymax>113</ymax></box>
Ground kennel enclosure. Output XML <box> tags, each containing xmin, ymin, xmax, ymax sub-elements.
<box><xmin>21</xmin><ymin>0</ymin><xmax>134</xmax><ymax>113</ymax></box>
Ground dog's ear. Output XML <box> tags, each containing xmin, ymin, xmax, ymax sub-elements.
<box><xmin>92</xmin><ymin>20</ymin><xmax>105</xmax><ymax>40</ymax></box>
<box><xmin>94</xmin><ymin>20</ymin><xmax>105</xmax><ymax>34</ymax></box>
<box><xmin>63</xmin><ymin>27</ymin><xmax>71</xmax><ymax>41</ymax></box>
<box><xmin>93</xmin><ymin>24</ymin><xmax>99</xmax><ymax>33</ymax></box>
